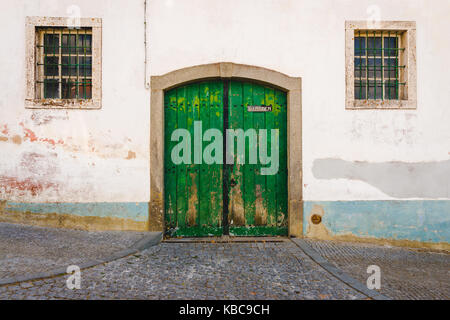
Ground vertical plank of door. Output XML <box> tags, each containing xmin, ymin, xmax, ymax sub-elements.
<box><xmin>199</xmin><ymin>81</ymin><xmax>211</xmax><ymax>229</ymax></box>
<box><xmin>209</xmin><ymin>81</ymin><xmax>223</xmax><ymax>228</ymax></box>
<box><xmin>253</xmin><ymin>84</ymin><xmax>267</xmax><ymax>226</ymax></box>
<box><xmin>186</xmin><ymin>83</ymin><xmax>199</xmax><ymax>227</ymax></box>
<box><xmin>228</xmin><ymin>80</ymin><xmax>245</xmax><ymax>226</ymax></box>
<box><xmin>243</xmin><ymin>82</ymin><xmax>255</xmax><ymax>226</ymax></box>
<box><xmin>176</xmin><ymin>85</ymin><xmax>188</xmax><ymax>228</ymax></box>
<box><xmin>164</xmin><ymin>88</ymin><xmax>178</xmax><ymax>229</ymax></box>
<box><xmin>275</xmin><ymin>89</ymin><xmax>288</xmax><ymax>227</ymax></box>
<box><xmin>264</xmin><ymin>86</ymin><xmax>277</xmax><ymax>226</ymax></box>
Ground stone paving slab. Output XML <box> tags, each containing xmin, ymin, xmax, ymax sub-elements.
<box><xmin>0</xmin><ymin>241</ymin><xmax>366</xmax><ymax>300</ymax></box>
<box><xmin>0</xmin><ymin>222</ymin><xmax>149</xmax><ymax>281</ymax></box>
<box><xmin>303</xmin><ymin>239</ymin><xmax>450</xmax><ymax>300</ymax></box>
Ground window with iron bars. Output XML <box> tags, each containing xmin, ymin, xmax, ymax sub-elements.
<box><xmin>36</xmin><ymin>27</ymin><xmax>92</xmax><ymax>100</ymax></box>
<box><xmin>354</xmin><ymin>30</ymin><xmax>406</xmax><ymax>101</ymax></box>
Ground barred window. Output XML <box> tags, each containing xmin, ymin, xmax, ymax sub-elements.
<box><xmin>36</xmin><ymin>27</ymin><xmax>92</xmax><ymax>100</ymax></box>
<box><xmin>354</xmin><ymin>31</ymin><xmax>405</xmax><ymax>100</ymax></box>
<box><xmin>345</xmin><ymin>21</ymin><xmax>416</xmax><ymax>109</ymax></box>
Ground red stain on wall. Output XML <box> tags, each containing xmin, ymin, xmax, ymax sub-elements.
<box><xmin>23</xmin><ymin>128</ymin><xmax>38</xmax><ymax>142</ymax></box>
<box><xmin>39</xmin><ymin>138</ymin><xmax>56</xmax><ymax>146</ymax></box>
<box><xmin>19</xmin><ymin>122</ymin><xmax>64</xmax><ymax>146</ymax></box>
<box><xmin>20</xmin><ymin>152</ymin><xmax>58</xmax><ymax>176</ymax></box>
<box><xmin>1</xmin><ymin>125</ymin><xmax>8</xmax><ymax>135</ymax></box>
<box><xmin>0</xmin><ymin>176</ymin><xmax>58</xmax><ymax>196</ymax></box>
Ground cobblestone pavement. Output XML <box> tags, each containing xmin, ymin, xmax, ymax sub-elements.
<box><xmin>0</xmin><ymin>241</ymin><xmax>366</xmax><ymax>300</ymax></box>
<box><xmin>304</xmin><ymin>239</ymin><xmax>450</xmax><ymax>300</ymax></box>
<box><xmin>0</xmin><ymin>222</ymin><xmax>148</xmax><ymax>280</ymax></box>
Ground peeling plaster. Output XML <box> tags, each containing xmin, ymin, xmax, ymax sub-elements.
<box><xmin>312</xmin><ymin>158</ymin><xmax>450</xmax><ymax>199</ymax></box>
<box><xmin>306</xmin><ymin>204</ymin><xmax>332</xmax><ymax>240</ymax></box>
<box><xmin>30</xmin><ymin>110</ymin><xmax>69</xmax><ymax>125</ymax></box>
<box><xmin>11</xmin><ymin>135</ymin><xmax>22</xmax><ymax>145</ymax></box>
<box><xmin>19</xmin><ymin>122</ymin><xmax>64</xmax><ymax>146</ymax></box>
<box><xmin>304</xmin><ymin>201</ymin><xmax>450</xmax><ymax>249</ymax></box>
<box><xmin>125</xmin><ymin>150</ymin><xmax>136</xmax><ymax>160</ymax></box>
<box><xmin>0</xmin><ymin>176</ymin><xmax>59</xmax><ymax>197</ymax></box>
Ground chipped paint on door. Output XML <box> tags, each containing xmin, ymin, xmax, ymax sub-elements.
<box><xmin>164</xmin><ymin>80</ymin><xmax>287</xmax><ymax>237</ymax></box>
<box><xmin>227</xmin><ymin>80</ymin><xmax>288</xmax><ymax>236</ymax></box>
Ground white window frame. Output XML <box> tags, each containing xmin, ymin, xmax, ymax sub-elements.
<box><xmin>25</xmin><ymin>16</ymin><xmax>102</xmax><ymax>109</ymax></box>
<box><xmin>345</xmin><ymin>21</ymin><xmax>417</xmax><ymax>109</ymax></box>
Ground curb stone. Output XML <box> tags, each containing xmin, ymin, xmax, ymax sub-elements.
<box><xmin>291</xmin><ymin>238</ymin><xmax>391</xmax><ymax>300</ymax></box>
<box><xmin>0</xmin><ymin>231</ymin><xmax>163</xmax><ymax>287</ymax></box>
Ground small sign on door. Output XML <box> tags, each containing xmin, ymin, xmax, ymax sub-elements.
<box><xmin>247</xmin><ymin>105</ymin><xmax>272</xmax><ymax>112</ymax></box>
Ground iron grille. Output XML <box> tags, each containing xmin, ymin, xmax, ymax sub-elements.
<box><xmin>36</xmin><ymin>27</ymin><xmax>92</xmax><ymax>100</ymax></box>
<box><xmin>354</xmin><ymin>30</ymin><xmax>406</xmax><ymax>100</ymax></box>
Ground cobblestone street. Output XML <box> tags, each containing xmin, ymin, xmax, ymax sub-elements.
<box><xmin>0</xmin><ymin>222</ymin><xmax>148</xmax><ymax>280</ymax></box>
<box><xmin>0</xmin><ymin>236</ymin><xmax>448</xmax><ymax>300</ymax></box>
<box><xmin>303</xmin><ymin>239</ymin><xmax>450</xmax><ymax>300</ymax></box>
<box><xmin>0</xmin><ymin>241</ymin><xmax>365</xmax><ymax>300</ymax></box>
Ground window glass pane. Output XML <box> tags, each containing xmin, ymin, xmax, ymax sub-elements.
<box><xmin>354</xmin><ymin>37</ymin><xmax>366</xmax><ymax>56</ymax></box>
<box><xmin>80</xmin><ymin>80</ymin><xmax>92</xmax><ymax>99</ymax></box>
<box><xmin>368</xmin><ymin>58</ymin><xmax>382</xmax><ymax>78</ymax></box>
<box><xmin>355</xmin><ymin>81</ymin><xmax>367</xmax><ymax>100</ymax></box>
<box><xmin>62</xmin><ymin>34</ymin><xmax>77</xmax><ymax>54</ymax></box>
<box><xmin>62</xmin><ymin>79</ymin><xmax>92</xmax><ymax>99</ymax></box>
<box><xmin>62</xmin><ymin>79</ymin><xmax>77</xmax><ymax>99</ymax></box>
<box><xmin>384</xmin><ymin>58</ymin><xmax>398</xmax><ymax>78</ymax></box>
<box><xmin>44</xmin><ymin>34</ymin><xmax>59</xmax><ymax>54</ymax></box>
<box><xmin>354</xmin><ymin>58</ymin><xmax>366</xmax><ymax>78</ymax></box>
<box><xmin>368</xmin><ymin>81</ymin><xmax>383</xmax><ymax>99</ymax></box>
<box><xmin>62</xmin><ymin>56</ymin><xmax>78</xmax><ymax>76</ymax></box>
<box><xmin>384</xmin><ymin>37</ymin><xmax>398</xmax><ymax>56</ymax></box>
<box><xmin>78</xmin><ymin>34</ymin><xmax>92</xmax><ymax>54</ymax></box>
<box><xmin>367</xmin><ymin>37</ymin><xmax>382</xmax><ymax>56</ymax></box>
<box><xmin>44</xmin><ymin>56</ymin><xmax>58</xmax><ymax>76</ymax></box>
<box><xmin>385</xmin><ymin>82</ymin><xmax>398</xmax><ymax>99</ymax></box>
<box><xmin>44</xmin><ymin>79</ymin><xmax>59</xmax><ymax>98</ymax></box>
<box><xmin>79</xmin><ymin>56</ymin><xmax>92</xmax><ymax>77</ymax></box>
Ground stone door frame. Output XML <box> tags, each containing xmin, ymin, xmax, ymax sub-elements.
<box><xmin>149</xmin><ymin>62</ymin><xmax>303</xmax><ymax>237</ymax></box>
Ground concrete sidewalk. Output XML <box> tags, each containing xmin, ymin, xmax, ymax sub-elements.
<box><xmin>0</xmin><ymin>222</ymin><xmax>162</xmax><ymax>285</ymax></box>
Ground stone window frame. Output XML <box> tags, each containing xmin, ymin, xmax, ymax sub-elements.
<box><xmin>25</xmin><ymin>16</ymin><xmax>102</xmax><ymax>109</ymax></box>
<box><xmin>345</xmin><ymin>21</ymin><xmax>417</xmax><ymax>109</ymax></box>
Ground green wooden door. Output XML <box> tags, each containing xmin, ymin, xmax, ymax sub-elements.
<box><xmin>164</xmin><ymin>80</ymin><xmax>287</xmax><ymax>237</ymax></box>
<box><xmin>226</xmin><ymin>80</ymin><xmax>288</xmax><ymax>236</ymax></box>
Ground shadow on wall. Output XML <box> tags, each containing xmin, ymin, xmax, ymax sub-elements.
<box><xmin>312</xmin><ymin>158</ymin><xmax>450</xmax><ymax>199</ymax></box>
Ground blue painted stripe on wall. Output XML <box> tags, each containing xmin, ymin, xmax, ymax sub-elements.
<box><xmin>303</xmin><ymin>201</ymin><xmax>450</xmax><ymax>244</ymax></box>
<box><xmin>4</xmin><ymin>202</ymin><xmax>149</xmax><ymax>222</ymax></box>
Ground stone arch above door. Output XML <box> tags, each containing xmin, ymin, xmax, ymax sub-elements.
<box><xmin>149</xmin><ymin>62</ymin><xmax>302</xmax><ymax>237</ymax></box>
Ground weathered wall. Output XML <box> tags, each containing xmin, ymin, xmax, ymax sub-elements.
<box><xmin>0</xmin><ymin>0</ymin><xmax>150</xmax><ymax>228</ymax></box>
<box><xmin>149</xmin><ymin>0</ymin><xmax>450</xmax><ymax>202</ymax></box>
<box><xmin>148</xmin><ymin>0</ymin><xmax>450</xmax><ymax>245</ymax></box>
<box><xmin>0</xmin><ymin>0</ymin><xmax>449</xmax><ymax>242</ymax></box>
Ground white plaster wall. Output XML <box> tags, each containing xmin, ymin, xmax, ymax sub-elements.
<box><xmin>0</xmin><ymin>0</ymin><xmax>150</xmax><ymax>202</ymax></box>
<box><xmin>149</xmin><ymin>0</ymin><xmax>450</xmax><ymax>201</ymax></box>
<box><xmin>0</xmin><ymin>0</ymin><xmax>449</xmax><ymax>203</ymax></box>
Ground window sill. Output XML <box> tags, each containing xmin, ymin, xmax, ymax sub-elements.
<box><xmin>346</xmin><ymin>99</ymin><xmax>416</xmax><ymax>110</ymax></box>
<box><xmin>25</xmin><ymin>98</ymin><xmax>101</xmax><ymax>109</ymax></box>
